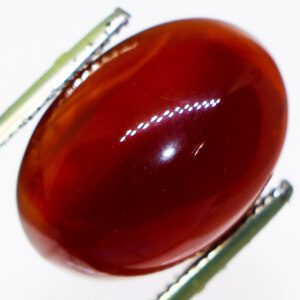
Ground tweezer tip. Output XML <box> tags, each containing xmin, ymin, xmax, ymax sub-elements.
<box><xmin>156</xmin><ymin>180</ymin><xmax>293</xmax><ymax>300</ymax></box>
<box><xmin>114</xmin><ymin>7</ymin><xmax>131</xmax><ymax>19</ymax></box>
<box><xmin>277</xmin><ymin>180</ymin><xmax>293</xmax><ymax>198</ymax></box>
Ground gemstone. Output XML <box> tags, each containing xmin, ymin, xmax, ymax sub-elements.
<box><xmin>17</xmin><ymin>19</ymin><xmax>287</xmax><ymax>275</ymax></box>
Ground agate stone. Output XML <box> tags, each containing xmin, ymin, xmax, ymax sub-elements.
<box><xmin>18</xmin><ymin>19</ymin><xmax>287</xmax><ymax>275</ymax></box>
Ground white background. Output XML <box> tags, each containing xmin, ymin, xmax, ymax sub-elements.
<box><xmin>0</xmin><ymin>1</ymin><xmax>299</xmax><ymax>299</ymax></box>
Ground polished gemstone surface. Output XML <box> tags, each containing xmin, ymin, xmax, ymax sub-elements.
<box><xmin>18</xmin><ymin>19</ymin><xmax>287</xmax><ymax>275</ymax></box>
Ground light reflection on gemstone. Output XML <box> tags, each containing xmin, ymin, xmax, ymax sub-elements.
<box><xmin>120</xmin><ymin>98</ymin><xmax>221</xmax><ymax>143</ymax></box>
<box><xmin>151</xmin><ymin>116</ymin><xmax>158</xmax><ymax>122</ymax></box>
<box><xmin>161</xmin><ymin>144</ymin><xmax>176</xmax><ymax>161</ymax></box>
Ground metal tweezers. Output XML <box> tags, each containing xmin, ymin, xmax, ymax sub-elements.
<box><xmin>0</xmin><ymin>8</ymin><xmax>293</xmax><ymax>300</ymax></box>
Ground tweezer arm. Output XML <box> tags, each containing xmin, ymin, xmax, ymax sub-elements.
<box><xmin>0</xmin><ymin>8</ymin><xmax>130</xmax><ymax>147</ymax></box>
<box><xmin>157</xmin><ymin>180</ymin><xmax>293</xmax><ymax>300</ymax></box>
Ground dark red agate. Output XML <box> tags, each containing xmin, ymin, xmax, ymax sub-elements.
<box><xmin>17</xmin><ymin>19</ymin><xmax>287</xmax><ymax>275</ymax></box>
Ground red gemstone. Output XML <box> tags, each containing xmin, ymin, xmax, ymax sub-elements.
<box><xmin>18</xmin><ymin>19</ymin><xmax>287</xmax><ymax>275</ymax></box>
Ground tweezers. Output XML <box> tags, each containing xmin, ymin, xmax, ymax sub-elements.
<box><xmin>0</xmin><ymin>8</ymin><xmax>293</xmax><ymax>300</ymax></box>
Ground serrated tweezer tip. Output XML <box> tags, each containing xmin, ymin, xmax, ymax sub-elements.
<box><xmin>156</xmin><ymin>180</ymin><xmax>293</xmax><ymax>300</ymax></box>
